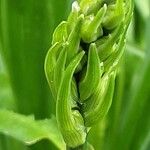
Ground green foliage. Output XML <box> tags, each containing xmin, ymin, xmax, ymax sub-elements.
<box><xmin>0</xmin><ymin>110</ymin><xmax>65</xmax><ymax>149</ymax></box>
<box><xmin>0</xmin><ymin>0</ymin><xmax>150</xmax><ymax>150</ymax></box>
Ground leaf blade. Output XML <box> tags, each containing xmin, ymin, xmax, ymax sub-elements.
<box><xmin>0</xmin><ymin>110</ymin><xmax>65</xmax><ymax>150</ymax></box>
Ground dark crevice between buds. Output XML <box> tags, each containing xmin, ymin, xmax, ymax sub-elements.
<box><xmin>73</xmin><ymin>72</ymin><xmax>83</xmax><ymax>112</ymax></box>
<box><xmin>102</xmin><ymin>27</ymin><xmax>112</xmax><ymax>36</ymax></box>
<box><xmin>103</xmin><ymin>0</ymin><xmax>116</xmax><ymax>5</ymax></box>
<box><xmin>71</xmin><ymin>106</ymin><xmax>80</xmax><ymax>111</ymax></box>
<box><xmin>102</xmin><ymin>25</ymin><xmax>120</xmax><ymax>37</ymax></box>
<box><xmin>80</xmin><ymin>40</ymin><xmax>90</xmax><ymax>53</ymax></box>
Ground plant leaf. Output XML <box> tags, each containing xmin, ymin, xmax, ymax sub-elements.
<box><xmin>115</xmin><ymin>16</ymin><xmax>150</xmax><ymax>150</ymax></box>
<box><xmin>0</xmin><ymin>110</ymin><xmax>65</xmax><ymax>150</ymax></box>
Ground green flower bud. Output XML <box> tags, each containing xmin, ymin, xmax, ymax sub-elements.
<box><xmin>83</xmin><ymin>72</ymin><xmax>116</xmax><ymax>126</ymax></box>
<box><xmin>44</xmin><ymin>42</ymin><xmax>62</xmax><ymax>99</ymax></box>
<box><xmin>79</xmin><ymin>43</ymin><xmax>101</xmax><ymax>102</ymax></box>
<box><xmin>96</xmin><ymin>22</ymin><xmax>124</xmax><ymax>61</ymax></box>
<box><xmin>104</xmin><ymin>28</ymin><xmax>126</xmax><ymax>73</ymax></box>
<box><xmin>66</xmin><ymin>14</ymin><xmax>84</xmax><ymax>63</ymax></box>
<box><xmin>52</xmin><ymin>21</ymin><xmax>68</xmax><ymax>45</ymax></box>
<box><xmin>80</xmin><ymin>0</ymin><xmax>102</xmax><ymax>15</ymax></box>
<box><xmin>67</xmin><ymin>1</ymin><xmax>80</xmax><ymax>33</ymax></box>
<box><xmin>81</xmin><ymin>4</ymin><xmax>107</xmax><ymax>43</ymax></box>
<box><xmin>56</xmin><ymin>51</ymin><xmax>86</xmax><ymax>148</ymax></box>
<box><xmin>54</xmin><ymin>45</ymin><xmax>67</xmax><ymax>93</ymax></box>
<box><xmin>102</xmin><ymin>0</ymin><xmax>125</xmax><ymax>30</ymax></box>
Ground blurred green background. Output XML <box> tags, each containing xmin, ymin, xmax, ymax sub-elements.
<box><xmin>0</xmin><ymin>0</ymin><xmax>149</xmax><ymax>150</ymax></box>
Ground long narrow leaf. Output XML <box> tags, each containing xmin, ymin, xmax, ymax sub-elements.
<box><xmin>116</xmin><ymin>16</ymin><xmax>150</xmax><ymax>150</ymax></box>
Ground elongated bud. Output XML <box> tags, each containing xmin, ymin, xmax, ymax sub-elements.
<box><xmin>104</xmin><ymin>30</ymin><xmax>126</xmax><ymax>73</ymax></box>
<box><xmin>52</xmin><ymin>21</ymin><xmax>68</xmax><ymax>45</ymax></box>
<box><xmin>84</xmin><ymin>72</ymin><xmax>116</xmax><ymax>126</ymax></box>
<box><xmin>56</xmin><ymin>51</ymin><xmax>86</xmax><ymax>148</ymax></box>
<box><xmin>80</xmin><ymin>0</ymin><xmax>102</xmax><ymax>15</ymax></box>
<box><xmin>67</xmin><ymin>1</ymin><xmax>80</xmax><ymax>32</ymax></box>
<box><xmin>96</xmin><ymin>23</ymin><xmax>124</xmax><ymax>61</ymax></box>
<box><xmin>102</xmin><ymin>0</ymin><xmax>125</xmax><ymax>29</ymax></box>
<box><xmin>81</xmin><ymin>4</ymin><xmax>107</xmax><ymax>43</ymax></box>
<box><xmin>44</xmin><ymin>42</ymin><xmax>62</xmax><ymax>99</ymax></box>
<box><xmin>79</xmin><ymin>43</ymin><xmax>101</xmax><ymax>101</ymax></box>
<box><xmin>67</xmin><ymin>15</ymin><xmax>84</xmax><ymax>63</ymax></box>
<box><xmin>54</xmin><ymin>46</ymin><xmax>67</xmax><ymax>93</ymax></box>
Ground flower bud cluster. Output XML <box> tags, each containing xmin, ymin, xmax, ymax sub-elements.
<box><xmin>45</xmin><ymin>0</ymin><xmax>133</xmax><ymax>148</ymax></box>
